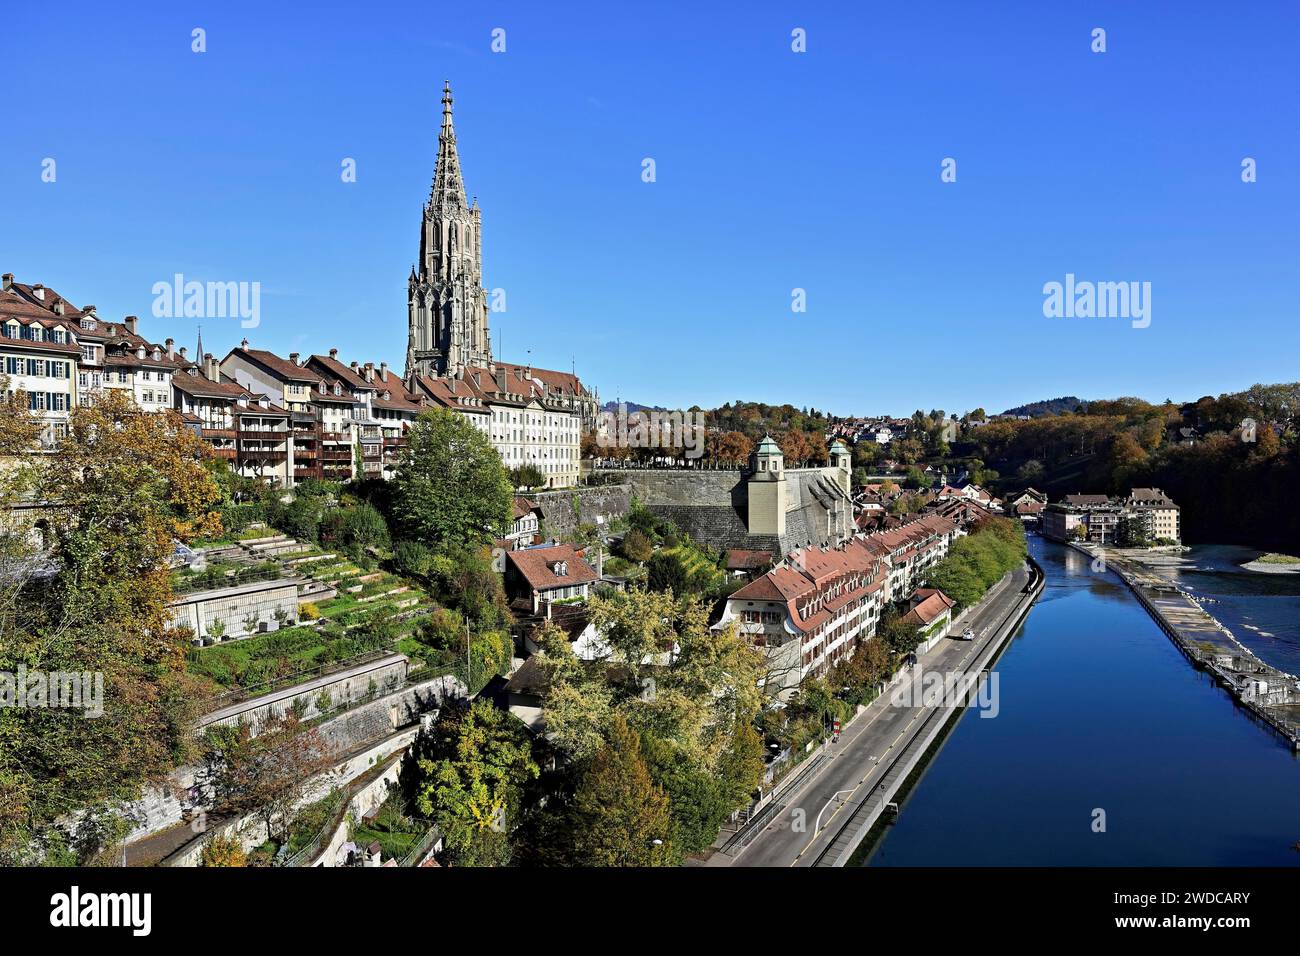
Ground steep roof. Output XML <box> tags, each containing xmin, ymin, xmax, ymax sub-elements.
<box><xmin>902</xmin><ymin>589</ymin><xmax>956</xmax><ymax>627</ymax></box>
<box><xmin>506</xmin><ymin>544</ymin><xmax>599</xmax><ymax>592</ymax></box>
<box><xmin>228</xmin><ymin>347</ymin><xmax>317</xmax><ymax>383</ymax></box>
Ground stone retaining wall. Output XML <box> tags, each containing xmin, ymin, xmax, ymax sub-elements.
<box><xmin>531</xmin><ymin>484</ymin><xmax>631</xmax><ymax>538</ymax></box>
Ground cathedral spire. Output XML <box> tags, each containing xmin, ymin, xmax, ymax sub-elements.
<box><xmin>409</xmin><ymin>81</ymin><xmax>492</xmax><ymax>380</ymax></box>
<box><xmin>429</xmin><ymin>80</ymin><xmax>467</xmax><ymax>213</ymax></box>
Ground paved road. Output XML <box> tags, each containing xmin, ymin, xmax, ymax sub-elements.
<box><xmin>717</xmin><ymin>564</ymin><xmax>1032</xmax><ymax>868</ymax></box>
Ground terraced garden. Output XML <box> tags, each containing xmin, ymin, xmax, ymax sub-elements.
<box><xmin>186</xmin><ymin>544</ymin><xmax>450</xmax><ymax>692</ymax></box>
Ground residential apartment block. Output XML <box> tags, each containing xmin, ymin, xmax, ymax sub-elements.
<box><xmin>716</xmin><ymin>511</ymin><xmax>965</xmax><ymax>698</ymax></box>
<box><xmin>1041</xmin><ymin>489</ymin><xmax>1181</xmax><ymax>545</ymax></box>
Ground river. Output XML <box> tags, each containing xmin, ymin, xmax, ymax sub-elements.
<box><xmin>862</xmin><ymin>536</ymin><xmax>1300</xmax><ymax>866</ymax></box>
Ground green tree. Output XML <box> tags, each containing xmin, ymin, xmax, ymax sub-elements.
<box><xmin>646</xmin><ymin>550</ymin><xmax>690</xmax><ymax>595</ymax></box>
<box><xmin>392</xmin><ymin>408</ymin><xmax>512</xmax><ymax>547</ymax></box>
<box><xmin>411</xmin><ymin>699</ymin><xmax>538</xmax><ymax>866</ymax></box>
<box><xmin>510</xmin><ymin>463</ymin><xmax>546</xmax><ymax>490</ymax></box>
<box><xmin>0</xmin><ymin>390</ymin><xmax>222</xmax><ymax>863</ymax></box>
<box><xmin>619</xmin><ymin>528</ymin><xmax>654</xmax><ymax>563</ymax></box>
<box><xmin>587</xmin><ymin>587</ymin><xmax>678</xmax><ymax>679</ymax></box>
<box><xmin>569</xmin><ymin>714</ymin><xmax>673</xmax><ymax>866</ymax></box>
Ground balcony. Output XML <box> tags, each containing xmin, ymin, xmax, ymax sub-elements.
<box><xmin>239</xmin><ymin>450</ymin><xmax>287</xmax><ymax>463</ymax></box>
<box><xmin>202</xmin><ymin>428</ymin><xmax>238</xmax><ymax>439</ymax></box>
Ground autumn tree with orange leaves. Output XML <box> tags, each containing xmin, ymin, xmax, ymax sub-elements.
<box><xmin>0</xmin><ymin>389</ymin><xmax>223</xmax><ymax>863</ymax></box>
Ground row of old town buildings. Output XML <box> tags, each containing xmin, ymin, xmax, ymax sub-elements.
<box><xmin>1</xmin><ymin>83</ymin><xmax>596</xmax><ymax>489</ymax></box>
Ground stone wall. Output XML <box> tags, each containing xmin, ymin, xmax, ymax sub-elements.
<box><xmin>160</xmin><ymin>729</ymin><xmax>418</xmax><ymax>867</ymax></box>
<box><xmin>531</xmin><ymin>484</ymin><xmax>631</xmax><ymax>538</ymax></box>
<box><xmin>315</xmin><ymin>673</ymin><xmax>466</xmax><ymax>753</ymax></box>
<box><xmin>609</xmin><ymin>469</ymin><xmax>742</xmax><ymax>506</ymax></box>
<box><xmin>170</xmin><ymin>578</ymin><xmax>303</xmax><ymax>641</ymax></box>
<box><xmin>199</xmin><ymin>654</ymin><xmax>412</xmax><ymax>732</ymax></box>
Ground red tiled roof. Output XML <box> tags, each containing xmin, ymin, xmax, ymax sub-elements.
<box><xmin>902</xmin><ymin>589</ymin><xmax>956</xmax><ymax>627</ymax></box>
<box><xmin>229</xmin><ymin>347</ymin><xmax>317</xmax><ymax>382</ymax></box>
<box><xmin>0</xmin><ymin>315</ymin><xmax>80</xmax><ymax>355</ymax></box>
<box><xmin>305</xmin><ymin>354</ymin><xmax>373</xmax><ymax>391</ymax></box>
<box><xmin>4</xmin><ymin>283</ymin><xmax>86</xmax><ymax>320</ymax></box>
<box><xmin>172</xmin><ymin>370</ymin><xmax>253</xmax><ymax>400</ymax></box>
<box><xmin>412</xmin><ymin>374</ymin><xmax>489</xmax><ymax>414</ymax></box>
<box><xmin>506</xmin><ymin>544</ymin><xmax>598</xmax><ymax>592</ymax></box>
<box><xmin>725</xmin><ymin>549</ymin><xmax>773</xmax><ymax>571</ymax></box>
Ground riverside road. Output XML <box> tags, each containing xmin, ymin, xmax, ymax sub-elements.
<box><xmin>713</xmin><ymin>563</ymin><xmax>1033</xmax><ymax>868</ymax></box>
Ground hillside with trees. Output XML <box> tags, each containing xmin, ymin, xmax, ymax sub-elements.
<box><xmin>967</xmin><ymin>384</ymin><xmax>1299</xmax><ymax>549</ymax></box>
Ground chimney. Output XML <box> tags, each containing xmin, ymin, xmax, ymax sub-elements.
<box><xmin>165</xmin><ymin>337</ymin><xmax>175</xmax><ymax>358</ymax></box>
<box><xmin>240</xmin><ymin>338</ymin><xmax>249</xmax><ymax>350</ymax></box>
<box><xmin>350</xmin><ymin>361</ymin><xmax>360</xmax><ymax>373</ymax></box>
<box><xmin>124</xmin><ymin>315</ymin><xmax>138</xmax><ymax>335</ymax></box>
<box><xmin>179</xmin><ymin>347</ymin><xmax>188</xmax><ymax>360</ymax></box>
<box><xmin>204</xmin><ymin>353</ymin><xmax>220</xmax><ymax>381</ymax></box>
<box><xmin>495</xmin><ymin>367</ymin><xmax>507</xmax><ymax>392</ymax></box>
<box><xmin>289</xmin><ymin>352</ymin><xmax>300</xmax><ymax>365</ymax></box>
<box><xmin>379</xmin><ymin>361</ymin><xmax>388</xmax><ymax>381</ymax></box>
<box><xmin>32</xmin><ymin>284</ymin><xmax>45</xmax><ymax>301</ymax></box>
<box><xmin>329</xmin><ymin>348</ymin><xmax>338</xmax><ymax>359</ymax></box>
<box><xmin>53</xmin><ymin>301</ymin><xmax>65</xmax><ymax>316</ymax></box>
<box><xmin>1</xmin><ymin>274</ymin><xmax>12</xmax><ymax>290</ymax></box>
<box><xmin>363</xmin><ymin>363</ymin><xmax>374</xmax><ymax>383</ymax></box>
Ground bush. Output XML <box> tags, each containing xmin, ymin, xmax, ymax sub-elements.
<box><xmin>299</xmin><ymin>602</ymin><xmax>321</xmax><ymax>621</ymax></box>
<box><xmin>619</xmin><ymin>529</ymin><xmax>654</xmax><ymax>563</ymax></box>
<box><xmin>393</xmin><ymin>541</ymin><xmax>435</xmax><ymax>578</ymax></box>
<box><xmin>274</xmin><ymin>496</ymin><xmax>325</xmax><ymax>543</ymax></box>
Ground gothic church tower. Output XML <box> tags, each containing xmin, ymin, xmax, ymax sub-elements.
<box><xmin>406</xmin><ymin>82</ymin><xmax>492</xmax><ymax>379</ymax></box>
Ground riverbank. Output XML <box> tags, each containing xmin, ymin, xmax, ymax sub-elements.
<box><xmin>708</xmin><ymin>557</ymin><xmax>1043</xmax><ymax>867</ymax></box>
<box><xmin>1072</xmin><ymin>542</ymin><xmax>1300</xmax><ymax>750</ymax></box>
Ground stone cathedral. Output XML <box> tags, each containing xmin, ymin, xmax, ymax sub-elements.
<box><xmin>405</xmin><ymin>82</ymin><xmax>493</xmax><ymax>379</ymax></box>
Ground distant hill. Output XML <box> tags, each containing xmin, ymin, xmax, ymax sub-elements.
<box><xmin>601</xmin><ymin>401</ymin><xmax>667</xmax><ymax>415</ymax></box>
<box><xmin>1000</xmin><ymin>396</ymin><xmax>1087</xmax><ymax>418</ymax></box>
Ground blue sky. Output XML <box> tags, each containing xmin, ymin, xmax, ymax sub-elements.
<box><xmin>5</xmin><ymin>1</ymin><xmax>1298</xmax><ymax>416</ymax></box>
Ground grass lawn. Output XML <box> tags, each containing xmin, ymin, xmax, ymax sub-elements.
<box><xmin>350</xmin><ymin>798</ymin><xmax>429</xmax><ymax>861</ymax></box>
<box><xmin>1257</xmin><ymin>553</ymin><xmax>1300</xmax><ymax>565</ymax></box>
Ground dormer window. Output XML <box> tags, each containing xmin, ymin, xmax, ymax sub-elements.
<box><xmin>552</xmin><ymin>560</ymin><xmax>568</xmax><ymax>577</ymax></box>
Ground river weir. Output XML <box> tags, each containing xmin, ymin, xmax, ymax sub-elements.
<box><xmin>862</xmin><ymin>537</ymin><xmax>1300</xmax><ymax>867</ymax></box>
<box><xmin>1071</xmin><ymin>543</ymin><xmax>1300</xmax><ymax>750</ymax></box>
